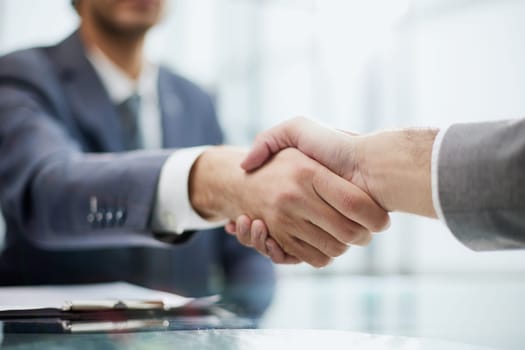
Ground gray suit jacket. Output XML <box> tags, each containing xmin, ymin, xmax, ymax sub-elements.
<box><xmin>0</xmin><ymin>32</ymin><xmax>275</xmax><ymax>317</ymax></box>
<box><xmin>438</xmin><ymin>118</ymin><xmax>525</xmax><ymax>250</ymax></box>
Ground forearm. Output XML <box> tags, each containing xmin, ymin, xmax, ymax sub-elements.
<box><xmin>357</xmin><ymin>128</ymin><xmax>438</xmax><ymax>218</ymax></box>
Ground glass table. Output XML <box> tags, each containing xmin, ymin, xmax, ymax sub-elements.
<box><xmin>1</xmin><ymin>329</ymin><xmax>494</xmax><ymax>350</ymax></box>
<box><xmin>2</xmin><ymin>274</ymin><xmax>522</xmax><ymax>349</ymax></box>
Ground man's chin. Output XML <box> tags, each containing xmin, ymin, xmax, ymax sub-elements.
<box><xmin>115</xmin><ymin>12</ymin><xmax>161</xmax><ymax>31</ymax></box>
<box><xmin>118</xmin><ymin>22</ymin><xmax>156</xmax><ymax>36</ymax></box>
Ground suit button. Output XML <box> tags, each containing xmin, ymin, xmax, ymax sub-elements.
<box><xmin>87</xmin><ymin>213</ymin><xmax>95</xmax><ymax>225</ymax></box>
<box><xmin>95</xmin><ymin>211</ymin><xmax>104</xmax><ymax>227</ymax></box>
<box><xmin>115</xmin><ymin>209</ymin><xmax>126</xmax><ymax>226</ymax></box>
<box><xmin>105</xmin><ymin>211</ymin><xmax>114</xmax><ymax>226</ymax></box>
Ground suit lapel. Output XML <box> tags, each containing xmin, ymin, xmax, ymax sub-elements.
<box><xmin>52</xmin><ymin>31</ymin><xmax>124</xmax><ymax>152</ymax></box>
<box><xmin>158</xmin><ymin>68</ymin><xmax>186</xmax><ymax>149</ymax></box>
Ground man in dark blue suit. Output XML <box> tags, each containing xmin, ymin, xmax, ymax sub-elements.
<box><xmin>0</xmin><ymin>0</ymin><xmax>276</xmax><ymax>318</ymax></box>
<box><xmin>0</xmin><ymin>0</ymin><xmax>387</xmax><ymax>317</ymax></box>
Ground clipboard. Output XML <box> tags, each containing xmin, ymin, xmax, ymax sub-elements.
<box><xmin>0</xmin><ymin>282</ymin><xmax>219</xmax><ymax>320</ymax></box>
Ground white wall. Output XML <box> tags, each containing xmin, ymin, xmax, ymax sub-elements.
<box><xmin>385</xmin><ymin>0</ymin><xmax>525</xmax><ymax>273</ymax></box>
<box><xmin>0</xmin><ymin>0</ymin><xmax>78</xmax><ymax>54</ymax></box>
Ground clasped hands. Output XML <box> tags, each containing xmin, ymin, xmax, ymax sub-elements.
<box><xmin>222</xmin><ymin>117</ymin><xmax>392</xmax><ymax>267</ymax></box>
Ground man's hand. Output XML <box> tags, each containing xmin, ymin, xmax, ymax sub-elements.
<box><xmin>228</xmin><ymin>117</ymin><xmax>438</xmax><ymax>264</ymax></box>
<box><xmin>228</xmin><ymin>117</ymin><xmax>381</xmax><ymax>264</ymax></box>
<box><xmin>241</xmin><ymin>117</ymin><xmax>367</xmax><ymax>190</ymax></box>
<box><xmin>189</xmin><ymin>146</ymin><xmax>388</xmax><ymax>268</ymax></box>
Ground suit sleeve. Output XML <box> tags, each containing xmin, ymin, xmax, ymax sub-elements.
<box><xmin>438</xmin><ymin>118</ymin><xmax>525</xmax><ymax>250</ymax></box>
<box><xmin>0</xmin><ymin>82</ymin><xmax>176</xmax><ymax>250</ymax></box>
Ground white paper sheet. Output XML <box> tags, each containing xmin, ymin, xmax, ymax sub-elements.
<box><xmin>0</xmin><ymin>282</ymin><xmax>193</xmax><ymax>311</ymax></box>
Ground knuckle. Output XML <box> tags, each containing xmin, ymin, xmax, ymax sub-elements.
<box><xmin>275</xmin><ymin>189</ymin><xmax>301</xmax><ymax>206</ymax></box>
<box><xmin>294</xmin><ymin>165</ymin><xmax>315</xmax><ymax>182</ymax></box>
<box><xmin>341</xmin><ymin>193</ymin><xmax>358</xmax><ymax>212</ymax></box>
<box><xmin>315</xmin><ymin>235</ymin><xmax>330</xmax><ymax>254</ymax></box>
<box><xmin>288</xmin><ymin>116</ymin><xmax>307</xmax><ymax>128</ymax></box>
<box><xmin>254</xmin><ymin>132</ymin><xmax>269</xmax><ymax>145</ymax></box>
<box><xmin>280</xmin><ymin>152</ymin><xmax>314</xmax><ymax>177</ymax></box>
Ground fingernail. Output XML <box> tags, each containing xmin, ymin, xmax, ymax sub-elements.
<box><xmin>239</xmin><ymin>221</ymin><xmax>248</xmax><ymax>236</ymax></box>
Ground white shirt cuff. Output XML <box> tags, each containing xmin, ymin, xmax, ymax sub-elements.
<box><xmin>431</xmin><ymin>127</ymin><xmax>450</xmax><ymax>226</ymax></box>
<box><xmin>153</xmin><ymin>146</ymin><xmax>227</xmax><ymax>234</ymax></box>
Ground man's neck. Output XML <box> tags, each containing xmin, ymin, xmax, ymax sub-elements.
<box><xmin>80</xmin><ymin>23</ymin><xmax>145</xmax><ymax>80</ymax></box>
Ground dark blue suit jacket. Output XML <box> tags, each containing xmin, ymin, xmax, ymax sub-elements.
<box><xmin>0</xmin><ymin>32</ymin><xmax>275</xmax><ymax>317</ymax></box>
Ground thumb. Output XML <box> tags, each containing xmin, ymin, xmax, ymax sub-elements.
<box><xmin>240</xmin><ymin>137</ymin><xmax>274</xmax><ymax>171</ymax></box>
<box><xmin>241</xmin><ymin>119</ymin><xmax>300</xmax><ymax>171</ymax></box>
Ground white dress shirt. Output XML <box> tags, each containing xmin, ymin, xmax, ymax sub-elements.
<box><xmin>87</xmin><ymin>48</ymin><xmax>223</xmax><ymax>234</ymax></box>
<box><xmin>431</xmin><ymin>127</ymin><xmax>450</xmax><ymax>227</ymax></box>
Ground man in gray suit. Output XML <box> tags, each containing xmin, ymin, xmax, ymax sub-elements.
<box><xmin>0</xmin><ymin>0</ymin><xmax>390</xmax><ymax>314</ymax></box>
<box><xmin>228</xmin><ymin>117</ymin><xmax>525</xmax><ymax>263</ymax></box>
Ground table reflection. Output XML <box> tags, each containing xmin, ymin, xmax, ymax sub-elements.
<box><xmin>1</xmin><ymin>274</ymin><xmax>522</xmax><ymax>349</ymax></box>
<box><xmin>0</xmin><ymin>329</ymin><xmax>494</xmax><ymax>350</ymax></box>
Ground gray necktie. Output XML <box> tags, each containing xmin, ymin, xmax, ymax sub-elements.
<box><xmin>117</xmin><ymin>94</ymin><xmax>143</xmax><ymax>150</ymax></box>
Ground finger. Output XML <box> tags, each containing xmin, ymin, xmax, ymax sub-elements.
<box><xmin>235</xmin><ymin>215</ymin><xmax>253</xmax><ymax>247</ymax></box>
<box><xmin>240</xmin><ymin>135</ymin><xmax>276</xmax><ymax>172</ymax></box>
<box><xmin>273</xmin><ymin>221</ymin><xmax>338</xmax><ymax>267</ymax></box>
<box><xmin>283</xmin><ymin>235</ymin><xmax>334</xmax><ymax>268</ymax></box>
<box><xmin>287</xmin><ymin>219</ymin><xmax>349</xmax><ymax>259</ymax></box>
<box><xmin>313</xmin><ymin>167</ymin><xmax>391</xmax><ymax>233</ymax></box>
<box><xmin>306</xmin><ymin>193</ymin><xmax>370</xmax><ymax>246</ymax></box>
<box><xmin>250</xmin><ymin>219</ymin><xmax>301</xmax><ymax>264</ymax></box>
<box><xmin>251</xmin><ymin>219</ymin><xmax>269</xmax><ymax>256</ymax></box>
<box><xmin>224</xmin><ymin>221</ymin><xmax>237</xmax><ymax>234</ymax></box>
<box><xmin>266</xmin><ymin>239</ymin><xmax>301</xmax><ymax>264</ymax></box>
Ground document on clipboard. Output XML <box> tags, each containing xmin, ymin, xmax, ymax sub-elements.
<box><xmin>0</xmin><ymin>282</ymin><xmax>254</xmax><ymax>334</ymax></box>
<box><xmin>0</xmin><ymin>282</ymin><xmax>218</xmax><ymax>318</ymax></box>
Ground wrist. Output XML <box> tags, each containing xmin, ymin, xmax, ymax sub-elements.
<box><xmin>189</xmin><ymin>146</ymin><xmax>246</xmax><ymax>221</ymax></box>
<box><xmin>357</xmin><ymin>128</ymin><xmax>438</xmax><ymax>217</ymax></box>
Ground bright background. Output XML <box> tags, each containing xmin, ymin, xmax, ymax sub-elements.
<box><xmin>1</xmin><ymin>1</ymin><xmax>525</xmax><ymax>348</ymax></box>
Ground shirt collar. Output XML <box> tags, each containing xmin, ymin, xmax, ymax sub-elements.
<box><xmin>86</xmin><ymin>46</ymin><xmax>159</xmax><ymax>104</ymax></box>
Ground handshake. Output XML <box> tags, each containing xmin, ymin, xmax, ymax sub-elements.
<box><xmin>190</xmin><ymin>117</ymin><xmax>438</xmax><ymax>267</ymax></box>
